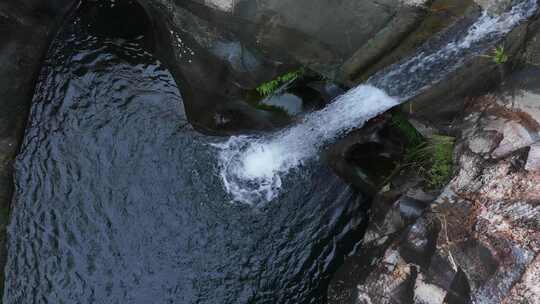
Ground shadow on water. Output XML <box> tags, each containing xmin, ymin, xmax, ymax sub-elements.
<box><xmin>3</xmin><ymin>1</ymin><xmax>369</xmax><ymax>303</ymax></box>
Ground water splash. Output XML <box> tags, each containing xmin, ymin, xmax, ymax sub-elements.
<box><xmin>216</xmin><ymin>0</ymin><xmax>538</xmax><ymax>205</ymax></box>
<box><xmin>215</xmin><ymin>85</ymin><xmax>397</xmax><ymax>204</ymax></box>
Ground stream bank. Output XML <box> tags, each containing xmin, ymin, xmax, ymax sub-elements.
<box><xmin>328</xmin><ymin>13</ymin><xmax>540</xmax><ymax>303</ymax></box>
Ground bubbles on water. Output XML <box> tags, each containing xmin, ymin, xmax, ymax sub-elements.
<box><xmin>215</xmin><ymin>85</ymin><xmax>398</xmax><ymax>205</ymax></box>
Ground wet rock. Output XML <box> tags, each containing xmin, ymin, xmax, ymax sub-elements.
<box><xmin>328</xmin><ymin>185</ymin><xmax>434</xmax><ymax>303</ymax></box>
<box><xmin>399</xmin><ymin>5</ymin><xmax>532</xmax><ymax>133</ymax></box>
<box><xmin>234</xmin><ymin>0</ymin><xmax>429</xmax><ymax>79</ymax></box>
<box><xmin>345</xmin><ymin>0</ymin><xmax>475</xmax><ymax>85</ymax></box>
<box><xmin>445</xmin><ymin>268</ymin><xmax>472</xmax><ymax>304</ymax></box>
<box><xmin>0</xmin><ymin>0</ymin><xmax>75</xmax><ymax>298</ymax></box>
<box><xmin>137</xmin><ymin>0</ymin><xmax>484</xmax><ymax>134</ymax></box>
<box><xmin>329</xmin><ymin>61</ymin><xmax>540</xmax><ymax>303</ymax></box>
<box><xmin>325</xmin><ymin>115</ymin><xmax>404</xmax><ymax>195</ymax></box>
<box><xmin>8</xmin><ymin>0</ymin><xmax>73</xmax><ymax>16</ymax></box>
<box><xmin>475</xmin><ymin>0</ymin><xmax>513</xmax><ymax>15</ymax></box>
<box><xmin>135</xmin><ymin>0</ymin><xmax>300</xmax><ymax>134</ymax></box>
<box><xmin>261</xmin><ymin>93</ymin><xmax>303</xmax><ymax>115</ymax></box>
<box><xmin>204</xmin><ymin>0</ymin><xmax>235</xmax><ymax>12</ymax></box>
<box><xmin>525</xmin><ymin>142</ymin><xmax>540</xmax><ymax>171</ymax></box>
<box><xmin>399</xmin><ymin>217</ymin><xmax>439</xmax><ymax>268</ymax></box>
<box><xmin>341</xmin><ymin>4</ymin><xmax>426</xmax><ymax>83</ymax></box>
<box><xmin>399</xmin><ymin>196</ymin><xmax>428</xmax><ymax>222</ymax></box>
<box><xmin>139</xmin><ymin>0</ymin><xmax>441</xmax><ymax>81</ymax></box>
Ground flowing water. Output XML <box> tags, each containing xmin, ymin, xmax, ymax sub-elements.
<box><xmin>3</xmin><ymin>0</ymin><xmax>538</xmax><ymax>303</ymax></box>
<box><xmin>218</xmin><ymin>0</ymin><xmax>538</xmax><ymax>205</ymax></box>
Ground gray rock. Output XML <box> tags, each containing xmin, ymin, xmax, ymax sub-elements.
<box><xmin>474</xmin><ymin>0</ymin><xmax>513</xmax><ymax>15</ymax></box>
<box><xmin>141</xmin><ymin>0</ymin><xmax>432</xmax><ymax>80</ymax></box>
<box><xmin>525</xmin><ymin>142</ymin><xmax>540</xmax><ymax>171</ymax></box>
<box><xmin>328</xmin><ymin>63</ymin><xmax>540</xmax><ymax>304</ymax></box>
<box><xmin>398</xmin><ymin>196</ymin><xmax>428</xmax><ymax>221</ymax></box>
<box><xmin>399</xmin><ymin>7</ymin><xmax>530</xmax><ymax>133</ymax></box>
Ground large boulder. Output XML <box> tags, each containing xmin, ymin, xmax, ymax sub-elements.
<box><xmin>176</xmin><ymin>0</ymin><xmax>429</xmax><ymax>78</ymax></box>
<box><xmin>132</xmin><ymin>0</ymin><xmax>482</xmax><ymax>134</ymax></box>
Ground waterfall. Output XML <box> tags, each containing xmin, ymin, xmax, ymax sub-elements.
<box><xmin>215</xmin><ymin>0</ymin><xmax>538</xmax><ymax>205</ymax></box>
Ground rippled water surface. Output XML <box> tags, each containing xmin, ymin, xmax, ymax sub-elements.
<box><xmin>6</xmin><ymin>0</ymin><xmax>536</xmax><ymax>302</ymax></box>
<box><xmin>3</xmin><ymin>3</ymin><xmax>367</xmax><ymax>304</ymax></box>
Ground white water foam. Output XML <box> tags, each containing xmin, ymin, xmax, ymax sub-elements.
<box><xmin>215</xmin><ymin>85</ymin><xmax>397</xmax><ymax>204</ymax></box>
<box><xmin>216</xmin><ymin>0</ymin><xmax>538</xmax><ymax>205</ymax></box>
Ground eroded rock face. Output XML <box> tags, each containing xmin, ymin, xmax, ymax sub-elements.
<box><xmin>194</xmin><ymin>0</ymin><xmax>427</xmax><ymax>78</ymax></box>
<box><xmin>139</xmin><ymin>0</ymin><xmax>434</xmax><ymax>82</ymax></box>
<box><xmin>130</xmin><ymin>0</ymin><xmax>486</xmax><ymax>134</ymax></box>
<box><xmin>135</xmin><ymin>0</ymin><xmax>435</xmax><ymax>134</ymax></box>
<box><xmin>462</xmin><ymin>67</ymin><xmax>540</xmax><ymax>161</ymax></box>
<box><xmin>474</xmin><ymin>0</ymin><xmax>513</xmax><ymax>15</ymax></box>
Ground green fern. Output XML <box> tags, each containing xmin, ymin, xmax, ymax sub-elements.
<box><xmin>256</xmin><ymin>79</ymin><xmax>281</xmax><ymax>96</ymax></box>
<box><xmin>256</xmin><ymin>69</ymin><xmax>303</xmax><ymax>96</ymax></box>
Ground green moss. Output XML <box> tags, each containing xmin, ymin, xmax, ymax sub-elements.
<box><xmin>425</xmin><ymin>135</ymin><xmax>455</xmax><ymax>188</ymax></box>
<box><xmin>256</xmin><ymin>79</ymin><xmax>281</xmax><ymax>96</ymax></box>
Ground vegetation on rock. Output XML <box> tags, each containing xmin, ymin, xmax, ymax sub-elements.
<box><xmin>391</xmin><ymin>112</ymin><xmax>455</xmax><ymax>189</ymax></box>
<box><xmin>484</xmin><ymin>46</ymin><xmax>509</xmax><ymax>65</ymax></box>
<box><xmin>256</xmin><ymin>69</ymin><xmax>304</xmax><ymax>96</ymax></box>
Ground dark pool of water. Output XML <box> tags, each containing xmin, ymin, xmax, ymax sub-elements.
<box><xmin>3</xmin><ymin>2</ymin><xmax>368</xmax><ymax>303</ymax></box>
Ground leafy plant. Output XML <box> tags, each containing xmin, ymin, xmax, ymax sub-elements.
<box><xmin>256</xmin><ymin>69</ymin><xmax>304</xmax><ymax>96</ymax></box>
<box><xmin>391</xmin><ymin>112</ymin><xmax>424</xmax><ymax>147</ymax></box>
<box><xmin>493</xmin><ymin>46</ymin><xmax>509</xmax><ymax>65</ymax></box>
<box><xmin>404</xmin><ymin>135</ymin><xmax>455</xmax><ymax>189</ymax></box>
<box><xmin>256</xmin><ymin>79</ymin><xmax>281</xmax><ymax>96</ymax></box>
<box><xmin>488</xmin><ymin>46</ymin><xmax>509</xmax><ymax>65</ymax></box>
<box><xmin>391</xmin><ymin>113</ymin><xmax>455</xmax><ymax>189</ymax></box>
<box><xmin>429</xmin><ymin>136</ymin><xmax>454</xmax><ymax>187</ymax></box>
